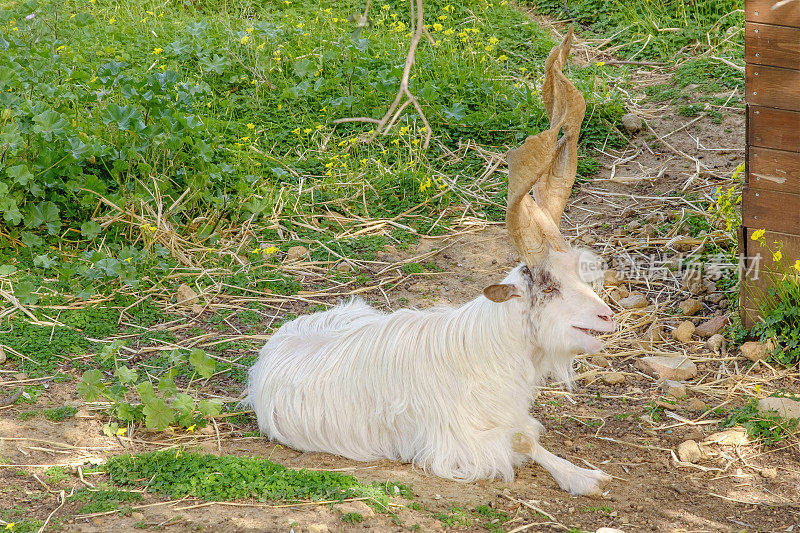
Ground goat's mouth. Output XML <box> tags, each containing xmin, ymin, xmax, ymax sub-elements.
<box><xmin>572</xmin><ymin>326</ymin><xmax>612</xmax><ymax>337</ymax></box>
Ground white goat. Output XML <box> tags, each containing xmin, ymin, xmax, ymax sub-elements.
<box><xmin>247</xmin><ymin>31</ymin><xmax>616</xmax><ymax>496</ymax></box>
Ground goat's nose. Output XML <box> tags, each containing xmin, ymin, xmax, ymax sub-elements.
<box><xmin>597</xmin><ymin>311</ymin><xmax>614</xmax><ymax>323</ymax></box>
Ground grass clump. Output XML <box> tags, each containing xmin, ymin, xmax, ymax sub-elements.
<box><xmin>721</xmin><ymin>397</ymin><xmax>799</xmax><ymax>445</ymax></box>
<box><xmin>18</xmin><ymin>406</ymin><xmax>78</xmax><ymax>422</ymax></box>
<box><xmin>67</xmin><ymin>488</ymin><xmax>143</xmax><ymax>514</ymax></box>
<box><xmin>106</xmin><ymin>450</ymin><xmax>394</xmax><ymax>506</ymax></box>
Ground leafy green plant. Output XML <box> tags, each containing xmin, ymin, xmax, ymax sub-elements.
<box><xmin>721</xmin><ymin>397</ymin><xmax>799</xmax><ymax>445</ymax></box>
<box><xmin>747</xmin><ymin>230</ymin><xmax>800</xmax><ymax>365</ymax></box>
<box><xmin>340</xmin><ymin>512</ymin><xmax>364</xmax><ymax>523</ymax></box>
<box><xmin>77</xmin><ymin>342</ymin><xmax>221</xmax><ymax>431</ymax></box>
<box><xmin>106</xmin><ymin>450</ymin><xmax>394</xmax><ymax>506</ymax></box>
<box><xmin>67</xmin><ymin>489</ymin><xmax>144</xmax><ymax>515</ymax></box>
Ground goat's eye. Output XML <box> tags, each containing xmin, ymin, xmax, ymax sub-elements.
<box><xmin>543</xmin><ymin>286</ymin><xmax>555</xmax><ymax>293</ymax></box>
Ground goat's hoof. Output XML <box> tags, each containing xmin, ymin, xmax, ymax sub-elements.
<box><xmin>563</xmin><ymin>468</ymin><xmax>611</xmax><ymax>497</ymax></box>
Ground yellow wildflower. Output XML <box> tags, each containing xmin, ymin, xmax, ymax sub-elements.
<box><xmin>432</xmin><ymin>23</ymin><xmax>443</xmax><ymax>31</ymax></box>
<box><xmin>187</xmin><ymin>424</ymin><xmax>197</xmax><ymax>433</ymax></box>
<box><xmin>117</xmin><ymin>427</ymin><xmax>127</xmax><ymax>436</ymax></box>
<box><xmin>109</xmin><ymin>17</ymin><xmax>115</xmax><ymax>24</ymax></box>
<box><xmin>443</xmin><ymin>28</ymin><xmax>454</xmax><ymax>36</ymax></box>
<box><xmin>153</xmin><ymin>47</ymin><xmax>163</xmax><ymax>55</ymax></box>
<box><xmin>246</xmin><ymin>26</ymin><xmax>254</xmax><ymax>33</ymax></box>
<box><xmin>303</xmin><ymin>127</ymin><xmax>312</xmax><ymax>134</ymax></box>
<box><xmin>5</xmin><ymin>523</ymin><xmax>14</xmax><ymax>531</ymax></box>
<box><xmin>596</xmin><ymin>61</ymin><xmax>605</xmax><ymax>66</ymax></box>
<box><xmin>246</xmin><ymin>123</ymin><xmax>255</xmax><ymax>129</ymax></box>
<box><xmin>257</xmin><ymin>42</ymin><xmax>265</xmax><ymax>50</ymax></box>
<box><xmin>399</xmin><ymin>125</ymin><xmax>409</xmax><ymax>135</ymax></box>
<box><xmin>755</xmin><ymin>384</ymin><xmax>761</xmax><ymax>394</ymax></box>
<box><xmin>498</xmin><ymin>54</ymin><xmax>508</xmax><ymax>61</ymax></box>
<box><xmin>240</xmin><ymin>35</ymin><xmax>249</xmax><ymax>45</ymax></box>
<box><xmin>264</xmin><ymin>246</ymin><xmax>279</xmax><ymax>254</ymax></box>
<box><xmin>382</xmin><ymin>4</ymin><xmax>390</xmax><ymax>9</ymax></box>
<box><xmin>773</xmin><ymin>250</ymin><xmax>782</xmax><ymax>262</ymax></box>
<box><xmin>750</xmin><ymin>228</ymin><xmax>765</xmax><ymax>241</ymax></box>
<box><xmin>794</xmin><ymin>259</ymin><xmax>800</xmax><ymax>272</ymax></box>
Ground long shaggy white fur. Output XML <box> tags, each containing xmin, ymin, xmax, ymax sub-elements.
<box><xmin>246</xmin><ymin>251</ymin><xmax>613</xmax><ymax>491</ymax></box>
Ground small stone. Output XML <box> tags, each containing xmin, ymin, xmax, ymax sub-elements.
<box><xmin>198</xmin><ymin>426</ymin><xmax>215</xmax><ymax>435</ymax></box>
<box><xmin>0</xmin><ymin>346</ymin><xmax>5</xmax><ymax>365</ymax></box>
<box><xmin>661</xmin><ymin>380</ymin><xmax>688</xmax><ymax>399</ymax></box>
<box><xmin>685</xmin><ymin>398</ymin><xmax>707</xmax><ymax>412</ymax></box>
<box><xmin>621</xmin><ymin>113</ymin><xmax>642</xmax><ymax>133</ymax></box>
<box><xmin>643</xmin><ymin>323</ymin><xmax>664</xmax><ymax>342</ymax></box>
<box><xmin>706</xmin><ymin>334</ymin><xmax>725</xmax><ymax>354</ymax></box>
<box><xmin>671</xmin><ymin>321</ymin><xmax>695</xmax><ymax>343</ymax></box>
<box><xmin>286</xmin><ymin>246</ymin><xmax>309</xmax><ymax>262</ymax></box>
<box><xmin>336</xmin><ymin>262</ymin><xmax>353</xmax><ymax>273</ymax></box>
<box><xmin>591</xmin><ymin>355</ymin><xmax>609</xmax><ymax>367</ymax></box>
<box><xmin>677</xmin><ymin>440</ymin><xmax>702</xmax><ymax>463</ymax></box>
<box><xmin>619</xmin><ymin>293</ymin><xmax>648</xmax><ymax>309</ymax></box>
<box><xmin>760</xmin><ymin>467</ymin><xmax>778</xmax><ymax>479</ymax></box>
<box><xmin>175</xmin><ymin>283</ymin><xmax>198</xmax><ymax>306</ymax></box>
<box><xmin>679</xmin><ymin>298</ymin><xmax>703</xmax><ymax>316</ymax></box>
<box><xmin>635</xmin><ymin>356</ymin><xmax>697</xmax><ymax>380</ymax></box>
<box><xmin>603</xmin><ymin>372</ymin><xmax>626</xmax><ymax>386</ymax></box>
<box><xmin>564</xmin><ymin>439</ymin><xmax>573</xmax><ymax>447</ymax></box>
<box><xmin>308</xmin><ymin>525</ymin><xmax>330</xmax><ymax>533</ymax></box>
<box><xmin>682</xmin><ymin>270</ymin><xmax>707</xmax><ymax>295</ymax></box>
<box><xmin>131</xmin><ymin>512</ymin><xmax>145</xmax><ymax>521</ymax></box>
<box><xmin>604</xmin><ymin>270</ymin><xmax>623</xmax><ymax>286</ymax></box>
<box><xmin>704</xmin><ymin>427</ymin><xmax>748</xmax><ymax>446</ymax></box>
<box><xmin>694</xmin><ymin>315</ymin><xmax>728</xmax><ymax>338</ymax></box>
<box><xmin>627</xmin><ymin>220</ymin><xmax>641</xmax><ymax>231</ymax></box>
<box><xmin>707</xmin><ymin>293</ymin><xmax>725</xmax><ymax>304</ymax></box>
<box><xmin>741</xmin><ymin>341</ymin><xmax>768</xmax><ymax>362</ymax></box>
<box><xmin>757</xmin><ymin>397</ymin><xmax>800</xmax><ymax>419</ymax></box>
<box><xmin>334</xmin><ymin>501</ymin><xmax>375</xmax><ymax>518</ymax></box>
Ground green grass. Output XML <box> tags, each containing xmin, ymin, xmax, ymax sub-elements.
<box><xmin>721</xmin><ymin>397</ymin><xmax>799</xmax><ymax>445</ymax></box>
<box><xmin>67</xmin><ymin>488</ymin><xmax>144</xmax><ymax>514</ymax></box>
<box><xmin>105</xmin><ymin>449</ymin><xmax>402</xmax><ymax>506</ymax></box>
<box><xmin>18</xmin><ymin>406</ymin><xmax>78</xmax><ymax>422</ymax></box>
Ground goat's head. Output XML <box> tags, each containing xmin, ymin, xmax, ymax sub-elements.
<box><xmin>483</xmin><ymin>28</ymin><xmax>615</xmax><ymax>355</ymax></box>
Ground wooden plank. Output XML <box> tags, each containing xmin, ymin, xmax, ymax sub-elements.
<box><xmin>748</xmin><ymin>146</ymin><xmax>800</xmax><ymax>193</ymax></box>
<box><xmin>745</xmin><ymin>22</ymin><xmax>800</xmax><ymax>69</ymax></box>
<box><xmin>748</xmin><ymin>106</ymin><xmax>800</xmax><ymax>152</ymax></box>
<box><xmin>740</xmin><ymin>228</ymin><xmax>800</xmax><ymax>325</ymax></box>
<box><xmin>742</xmin><ymin>188</ymin><xmax>800</xmax><ymax>234</ymax></box>
<box><xmin>746</xmin><ymin>0</ymin><xmax>800</xmax><ymax>28</ymax></box>
<box><xmin>745</xmin><ymin>64</ymin><xmax>800</xmax><ymax>111</ymax></box>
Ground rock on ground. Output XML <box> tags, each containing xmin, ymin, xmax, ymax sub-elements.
<box><xmin>604</xmin><ymin>270</ymin><xmax>623</xmax><ymax>286</ymax></box>
<box><xmin>661</xmin><ymin>380</ymin><xmax>688</xmax><ymax>398</ymax></box>
<box><xmin>0</xmin><ymin>346</ymin><xmax>5</xmax><ymax>365</ymax></box>
<box><xmin>285</xmin><ymin>245</ymin><xmax>309</xmax><ymax>262</ymax></box>
<box><xmin>694</xmin><ymin>315</ymin><xmax>728</xmax><ymax>338</ymax></box>
<box><xmin>603</xmin><ymin>372</ymin><xmax>626</xmax><ymax>385</ymax></box>
<box><xmin>682</xmin><ymin>270</ymin><xmax>707</xmax><ymax>295</ymax></box>
<box><xmin>757</xmin><ymin>396</ymin><xmax>800</xmax><ymax>419</ymax></box>
<box><xmin>677</xmin><ymin>440</ymin><xmax>702</xmax><ymax>463</ymax></box>
<box><xmin>591</xmin><ymin>355</ymin><xmax>610</xmax><ymax>367</ymax></box>
<box><xmin>176</xmin><ymin>283</ymin><xmax>198</xmax><ymax>305</ymax></box>
<box><xmin>740</xmin><ymin>341</ymin><xmax>768</xmax><ymax>362</ymax></box>
<box><xmin>619</xmin><ymin>293</ymin><xmax>648</xmax><ymax>309</ymax></box>
<box><xmin>706</xmin><ymin>334</ymin><xmax>724</xmax><ymax>354</ymax></box>
<box><xmin>679</xmin><ymin>298</ymin><xmax>703</xmax><ymax>316</ymax></box>
<box><xmin>635</xmin><ymin>356</ymin><xmax>697</xmax><ymax>380</ymax></box>
<box><xmin>671</xmin><ymin>321</ymin><xmax>695</xmax><ymax>343</ymax></box>
<box><xmin>685</xmin><ymin>398</ymin><xmax>707</xmax><ymax>412</ymax></box>
<box><xmin>704</xmin><ymin>427</ymin><xmax>748</xmax><ymax>446</ymax></box>
<box><xmin>333</xmin><ymin>501</ymin><xmax>375</xmax><ymax>518</ymax></box>
<box><xmin>621</xmin><ymin>113</ymin><xmax>641</xmax><ymax>133</ymax></box>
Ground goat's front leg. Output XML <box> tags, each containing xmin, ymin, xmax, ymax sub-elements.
<box><xmin>512</xmin><ymin>432</ymin><xmax>610</xmax><ymax>497</ymax></box>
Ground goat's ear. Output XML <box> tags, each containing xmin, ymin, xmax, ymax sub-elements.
<box><xmin>483</xmin><ymin>284</ymin><xmax>522</xmax><ymax>303</ymax></box>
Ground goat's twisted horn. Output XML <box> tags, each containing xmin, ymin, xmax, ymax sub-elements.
<box><xmin>506</xmin><ymin>28</ymin><xmax>586</xmax><ymax>266</ymax></box>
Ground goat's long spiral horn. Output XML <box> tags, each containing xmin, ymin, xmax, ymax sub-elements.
<box><xmin>506</xmin><ymin>28</ymin><xmax>586</xmax><ymax>266</ymax></box>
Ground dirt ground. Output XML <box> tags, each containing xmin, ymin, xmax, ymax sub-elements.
<box><xmin>2</xmin><ymin>17</ymin><xmax>800</xmax><ymax>533</ymax></box>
